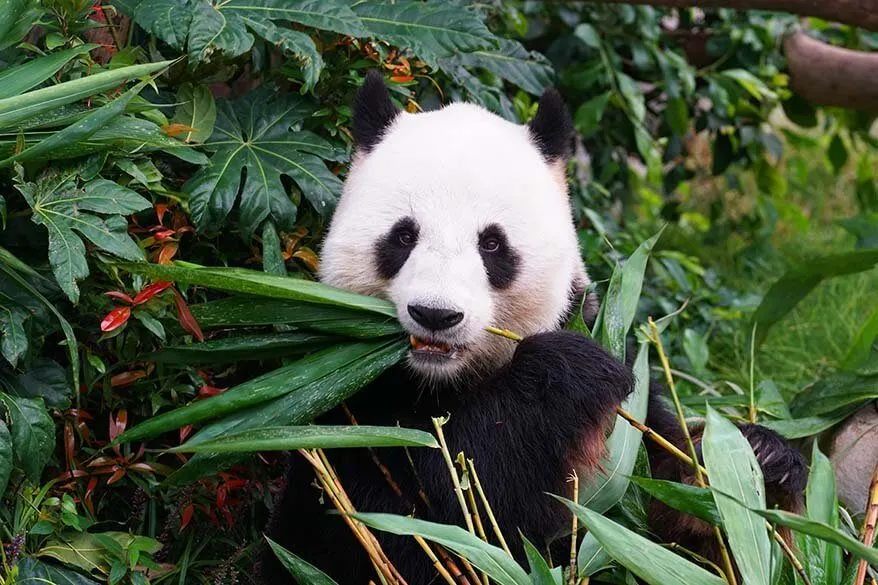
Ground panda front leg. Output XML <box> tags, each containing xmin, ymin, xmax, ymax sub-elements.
<box><xmin>419</xmin><ymin>330</ymin><xmax>634</xmax><ymax>561</ymax></box>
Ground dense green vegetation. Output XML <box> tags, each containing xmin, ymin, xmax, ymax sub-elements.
<box><xmin>0</xmin><ymin>1</ymin><xmax>876</xmax><ymax>583</ymax></box>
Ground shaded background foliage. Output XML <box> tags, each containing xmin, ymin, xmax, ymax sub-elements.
<box><xmin>0</xmin><ymin>0</ymin><xmax>876</xmax><ymax>583</ymax></box>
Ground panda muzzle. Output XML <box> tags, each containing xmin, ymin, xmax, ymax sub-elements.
<box><xmin>409</xmin><ymin>335</ymin><xmax>456</xmax><ymax>356</ymax></box>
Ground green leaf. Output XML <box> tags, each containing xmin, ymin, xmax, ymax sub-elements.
<box><xmin>0</xmin><ymin>61</ymin><xmax>172</xmax><ymax>131</ymax></box>
<box><xmin>574</xmin><ymin>23</ymin><xmax>601</xmax><ymax>48</ymax></box>
<box><xmin>0</xmin><ymin>394</ymin><xmax>54</xmax><ymax>482</ymax></box>
<box><xmin>758</xmin><ymin>408</ymin><xmax>859</xmax><ymax>439</ymax></box>
<box><xmin>119</xmin><ymin>338</ymin><xmax>403</xmax><ymax>444</ymax></box>
<box><xmin>665</xmin><ymin>96</ymin><xmax>689</xmax><ymax>136</ymax></box>
<box><xmin>842</xmin><ymin>303</ymin><xmax>878</xmax><ymax>369</ymax></box>
<box><xmin>837</xmin><ymin>213</ymin><xmax>878</xmax><ymax>250</ymax></box>
<box><xmin>753</xmin><ymin>249</ymin><xmax>878</xmax><ymax>345</ymax></box>
<box><xmin>119</xmin><ymin>262</ymin><xmax>397</xmax><ymax>318</ymax></box>
<box><xmin>556</xmin><ymin>497</ymin><xmax>727</xmax><ymax>585</ymax></box>
<box><xmin>16</xmin><ymin>358</ymin><xmax>72</xmax><ymax>408</ymax></box>
<box><xmin>577</xmin><ymin>532</ymin><xmax>610</xmax><ymax>577</ymax></box>
<box><xmin>170</xmin><ymin>425</ymin><xmax>438</xmax><ymax>453</ymax></box>
<box><xmin>827</xmin><ymin>134</ymin><xmax>848</xmax><ymax>174</ymax></box>
<box><xmin>720</xmin><ymin>69</ymin><xmax>776</xmax><ymax>101</ymax></box>
<box><xmin>145</xmin><ymin>332</ymin><xmax>337</xmax><ymax>363</ymax></box>
<box><xmin>449</xmin><ymin>38</ymin><xmax>554</xmax><ymax>95</ymax></box>
<box><xmin>353</xmin><ymin>1</ymin><xmax>496</xmax><ymax>67</ymax></box>
<box><xmin>0</xmin><ymin>45</ymin><xmax>97</xmax><ymax>100</ymax></box>
<box><xmin>14</xmin><ymin>557</ymin><xmax>100</xmax><ymax>585</ymax></box>
<box><xmin>522</xmin><ymin>536</ymin><xmax>555</xmax><ymax>585</ymax></box>
<box><xmin>702</xmin><ymin>406</ymin><xmax>771</xmax><ymax>585</ymax></box>
<box><xmin>753</xmin><ymin>508</ymin><xmax>878</xmax><ymax>567</ymax></box>
<box><xmin>755</xmin><ymin>380</ymin><xmax>790</xmax><ymax>420</ymax></box>
<box><xmin>266</xmin><ymin>537</ymin><xmax>339</xmax><ymax>585</ymax></box>
<box><xmin>579</xmin><ymin>342</ymin><xmax>649</xmax><ymax>512</ymax></box>
<box><xmin>262</xmin><ymin>221</ymin><xmax>286</xmax><ymax>276</ymax></box>
<box><xmin>16</xmin><ymin>172</ymin><xmax>150</xmax><ymax>303</ymax></box>
<box><xmin>184</xmin><ymin>85</ymin><xmax>343</xmax><ymax>239</ymax></box>
<box><xmin>354</xmin><ymin>513</ymin><xmax>531</xmax><ymax>585</ymax></box>
<box><xmin>241</xmin><ymin>18</ymin><xmax>323</xmax><ymax>92</ymax></box>
<box><xmin>0</xmin><ymin>295</ymin><xmax>28</xmax><ymax>366</ymax></box>
<box><xmin>789</xmin><ymin>371</ymin><xmax>878</xmax><ymax>418</ymax></box>
<box><xmin>171</xmin><ymin>83</ymin><xmax>216</xmax><ymax>143</ymax></box>
<box><xmin>782</xmin><ymin>93</ymin><xmax>818</xmax><ymax>128</ymax></box>
<box><xmin>629</xmin><ymin>477</ymin><xmax>720</xmax><ymax>525</ymax></box>
<box><xmin>0</xmin><ymin>420</ymin><xmax>12</xmax><ymax>496</ymax></box>
<box><xmin>682</xmin><ymin>328</ymin><xmax>708</xmax><ymax>376</ymax></box>
<box><xmin>166</xmin><ymin>338</ymin><xmax>406</xmax><ymax>484</ymax></box>
<box><xmin>0</xmin><ymin>0</ymin><xmax>43</xmax><ymax>51</ymax></box>
<box><xmin>573</xmin><ymin>92</ymin><xmax>611</xmax><ymax>138</ymax></box>
<box><xmin>796</xmin><ymin>444</ymin><xmax>842</xmax><ymax>585</ymax></box>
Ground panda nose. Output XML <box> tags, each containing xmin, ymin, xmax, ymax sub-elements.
<box><xmin>407</xmin><ymin>305</ymin><xmax>464</xmax><ymax>331</ymax></box>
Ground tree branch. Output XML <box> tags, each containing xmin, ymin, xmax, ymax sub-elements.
<box><xmin>568</xmin><ymin>0</ymin><xmax>878</xmax><ymax>32</ymax></box>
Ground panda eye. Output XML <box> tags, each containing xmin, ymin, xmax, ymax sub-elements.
<box><xmin>480</xmin><ymin>237</ymin><xmax>501</xmax><ymax>253</ymax></box>
<box><xmin>397</xmin><ymin>231</ymin><xmax>416</xmax><ymax>247</ymax></box>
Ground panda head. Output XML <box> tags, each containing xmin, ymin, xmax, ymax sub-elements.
<box><xmin>320</xmin><ymin>71</ymin><xmax>590</xmax><ymax>383</ymax></box>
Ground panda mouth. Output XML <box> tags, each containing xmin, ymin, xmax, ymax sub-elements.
<box><xmin>409</xmin><ymin>335</ymin><xmax>458</xmax><ymax>359</ymax></box>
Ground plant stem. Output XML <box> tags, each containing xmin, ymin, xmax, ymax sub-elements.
<box><xmin>748</xmin><ymin>323</ymin><xmax>758</xmax><ymax>424</ymax></box>
<box><xmin>856</xmin><ymin>461</ymin><xmax>878</xmax><ymax>585</ymax></box>
<box><xmin>615</xmin><ymin>407</ymin><xmax>706</xmax><ymax>473</ymax></box>
<box><xmin>432</xmin><ymin>418</ymin><xmax>475</xmax><ymax>534</ymax></box>
<box><xmin>414</xmin><ymin>536</ymin><xmax>457</xmax><ymax>585</ymax></box>
<box><xmin>484</xmin><ymin>326</ymin><xmax>523</xmax><ymax>342</ymax></box>
<box><xmin>771</xmin><ymin>526</ymin><xmax>812</xmax><ymax>585</ymax></box>
<box><xmin>569</xmin><ymin>470</ymin><xmax>579</xmax><ymax>585</ymax></box>
<box><xmin>468</xmin><ymin>458</ymin><xmax>513</xmax><ymax>557</ymax></box>
<box><xmin>459</xmin><ymin>455</ymin><xmax>490</xmax><ymax>585</ymax></box>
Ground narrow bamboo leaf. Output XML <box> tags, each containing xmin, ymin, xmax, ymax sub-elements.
<box><xmin>796</xmin><ymin>444</ymin><xmax>843</xmax><ymax>585</ymax></box>
<box><xmin>754</xmin><ymin>508</ymin><xmax>878</xmax><ymax>566</ymax></box>
<box><xmin>266</xmin><ymin>537</ymin><xmax>339</xmax><ymax>585</ymax></box>
<box><xmin>555</xmin><ymin>496</ymin><xmax>727</xmax><ymax>585</ymax></box>
<box><xmin>629</xmin><ymin>477</ymin><xmax>720</xmax><ymax>524</ymax></box>
<box><xmin>118</xmin><ymin>339</ymin><xmax>398</xmax><ymax>444</ymax></box>
<box><xmin>0</xmin><ymin>0</ymin><xmax>43</xmax><ymax>51</ymax></box>
<box><xmin>164</xmin><ymin>339</ymin><xmax>408</xmax><ymax>484</ymax></box>
<box><xmin>789</xmin><ymin>371</ymin><xmax>878</xmax><ymax>417</ymax></box>
<box><xmin>522</xmin><ymin>536</ymin><xmax>555</xmax><ymax>585</ymax></box>
<box><xmin>144</xmin><ymin>332</ymin><xmax>338</xmax><ymax>363</ymax></box>
<box><xmin>577</xmin><ymin>532</ymin><xmax>610</xmax><ymax>577</ymax></box>
<box><xmin>0</xmin><ymin>60</ymin><xmax>172</xmax><ymax>130</ymax></box>
<box><xmin>579</xmin><ymin>342</ymin><xmax>649</xmax><ymax>512</ymax></box>
<box><xmin>702</xmin><ymin>406</ymin><xmax>771</xmax><ymax>585</ymax></box>
<box><xmin>0</xmin><ymin>45</ymin><xmax>98</xmax><ymax>99</ymax></box>
<box><xmin>758</xmin><ymin>409</ymin><xmax>859</xmax><ymax>439</ymax></box>
<box><xmin>842</xmin><ymin>304</ymin><xmax>878</xmax><ymax>369</ymax></box>
<box><xmin>354</xmin><ymin>513</ymin><xmax>531</xmax><ymax>585</ymax></box>
<box><xmin>170</xmin><ymin>425</ymin><xmax>438</xmax><ymax>453</ymax></box>
<box><xmin>118</xmin><ymin>262</ymin><xmax>398</xmax><ymax>317</ymax></box>
<box><xmin>753</xmin><ymin>249</ymin><xmax>878</xmax><ymax>346</ymax></box>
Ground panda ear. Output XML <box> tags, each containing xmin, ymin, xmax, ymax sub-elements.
<box><xmin>528</xmin><ymin>88</ymin><xmax>574</xmax><ymax>162</ymax></box>
<box><xmin>353</xmin><ymin>70</ymin><xmax>400</xmax><ymax>153</ymax></box>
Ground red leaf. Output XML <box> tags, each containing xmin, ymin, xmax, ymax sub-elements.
<box><xmin>109</xmin><ymin>410</ymin><xmax>128</xmax><ymax>442</ymax></box>
<box><xmin>155</xmin><ymin>203</ymin><xmax>169</xmax><ymax>224</ymax></box>
<box><xmin>56</xmin><ymin>469</ymin><xmax>88</xmax><ymax>480</ymax></box>
<box><xmin>154</xmin><ymin>229</ymin><xmax>176</xmax><ymax>241</ymax></box>
<box><xmin>157</xmin><ymin>242</ymin><xmax>178</xmax><ymax>264</ymax></box>
<box><xmin>180</xmin><ymin>504</ymin><xmax>194</xmax><ymax>531</ymax></box>
<box><xmin>198</xmin><ymin>385</ymin><xmax>225</xmax><ymax>398</ymax></box>
<box><xmin>104</xmin><ymin>291</ymin><xmax>135</xmax><ymax>304</ymax></box>
<box><xmin>110</xmin><ymin>370</ymin><xmax>147</xmax><ymax>387</ymax></box>
<box><xmin>132</xmin><ymin>281</ymin><xmax>173</xmax><ymax>305</ymax></box>
<box><xmin>179</xmin><ymin>425</ymin><xmax>193</xmax><ymax>443</ymax></box>
<box><xmin>174</xmin><ymin>290</ymin><xmax>204</xmax><ymax>341</ymax></box>
<box><xmin>107</xmin><ymin>466</ymin><xmax>126</xmax><ymax>485</ymax></box>
<box><xmin>390</xmin><ymin>75</ymin><xmax>414</xmax><ymax>83</ymax></box>
<box><xmin>100</xmin><ymin>306</ymin><xmax>131</xmax><ymax>332</ymax></box>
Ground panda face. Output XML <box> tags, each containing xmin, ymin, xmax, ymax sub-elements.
<box><xmin>320</xmin><ymin>76</ymin><xmax>588</xmax><ymax>382</ymax></box>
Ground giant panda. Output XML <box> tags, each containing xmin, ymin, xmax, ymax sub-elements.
<box><xmin>259</xmin><ymin>71</ymin><xmax>807</xmax><ymax>584</ymax></box>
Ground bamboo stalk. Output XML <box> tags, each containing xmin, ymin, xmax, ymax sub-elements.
<box><xmin>414</xmin><ymin>536</ymin><xmax>457</xmax><ymax>585</ymax></box>
<box><xmin>771</xmin><ymin>527</ymin><xmax>812</xmax><ymax>585</ymax></box>
<box><xmin>484</xmin><ymin>326</ymin><xmax>524</xmax><ymax>342</ymax></box>
<box><xmin>459</xmin><ymin>454</ymin><xmax>490</xmax><ymax>585</ymax></box>
<box><xmin>432</xmin><ymin>418</ymin><xmax>476</xmax><ymax>534</ymax></box>
<box><xmin>569</xmin><ymin>470</ymin><xmax>579</xmax><ymax>585</ymax></box>
<box><xmin>855</xmin><ymin>462</ymin><xmax>878</xmax><ymax>585</ymax></box>
<box><xmin>468</xmin><ymin>458</ymin><xmax>513</xmax><ymax>557</ymax></box>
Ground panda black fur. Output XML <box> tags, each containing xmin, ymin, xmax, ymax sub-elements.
<box><xmin>259</xmin><ymin>71</ymin><xmax>807</xmax><ymax>584</ymax></box>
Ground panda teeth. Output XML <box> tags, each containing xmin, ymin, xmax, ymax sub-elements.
<box><xmin>409</xmin><ymin>335</ymin><xmax>454</xmax><ymax>355</ymax></box>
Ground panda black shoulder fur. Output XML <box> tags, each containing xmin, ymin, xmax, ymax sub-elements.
<box><xmin>259</xmin><ymin>71</ymin><xmax>808</xmax><ymax>584</ymax></box>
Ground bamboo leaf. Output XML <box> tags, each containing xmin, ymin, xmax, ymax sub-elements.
<box><xmin>522</xmin><ymin>536</ymin><xmax>555</xmax><ymax>585</ymax></box>
<box><xmin>266</xmin><ymin>537</ymin><xmax>339</xmax><ymax>585</ymax></box>
<box><xmin>0</xmin><ymin>45</ymin><xmax>97</xmax><ymax>99</ymax></box>
<box><xmin>629</xmin><ymin>477</ymin><xmax>720</xmax><ymax>525</ymax></box>
<box><xmin>795</xmin><ymin>443</ymin><xmax>843</xmax><ymax>585</ymax></box>
<box><xmin>145</xmin><ymin>332</ymin><xmax>339</xmax><ymax>363</ymax></box>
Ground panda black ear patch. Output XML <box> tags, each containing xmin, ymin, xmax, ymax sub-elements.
<box><xmin>353</xmin><ymin>70</ymin><xmax>400</xmax><ymax>153</ymax></box>
<box><xmin>528</xmin><ymin>88</ymin><xmax>574</xmax><ymax>162</ymax></box>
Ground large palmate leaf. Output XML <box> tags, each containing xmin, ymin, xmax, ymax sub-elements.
<box><xmin>184</xmin><ymin>86</ymin><xmax>344</xmax><ymax>239</ymax></box>
<box><xmin>351</xmin><ymin>1</ymin><xmax>497</xmax><ymax>67</ymax></box>
<box><xmin>443</xmin><ymin>38</ymin><xmax>555</xmax><ymax>96</ymax></box>
<box><xmin>0</xmin><ymin>394</ymin><xmax>54</xmax><ymax>482</ymax></box>
<box><xmin>14</xmin><ymin>557</ymin><xmax>100</xmax><ymax>585</ymax></box>
<box><xmin>15</xmin><ymin>171</ymin><xmax>151</xmax><ymax>303</ymax></box>
<box><xmin>0</xmin><ymin>292</ymin><xmax>28</xmax><ymax>366</ymax></box>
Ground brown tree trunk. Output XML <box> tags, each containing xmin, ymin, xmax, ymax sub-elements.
<box><xmin>785</xmin><ymin>30</ymin><xmax>878</xmax><ymax>113</ymax></box>
<box><xmin>571</xmin><ymin>0</ymin><xmax>878</xmax><ymax>32</ymax></box>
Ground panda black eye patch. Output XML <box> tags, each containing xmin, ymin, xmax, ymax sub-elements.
<box><xmin>374</xmin><ymin>217</ymin><xmax>419</xmax><ymax>279</ymax></box>
<box><xmin>478</xmin><ymin>224</ymin><xmax>520</xmax><ymax>289</ymax></box>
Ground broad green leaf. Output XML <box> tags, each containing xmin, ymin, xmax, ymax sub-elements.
<box><xmin>170</xmin><ymin>425</ymin><xmax>438</xmax><ymax>453</ymax></box>
<box><xmin>720</xmin><ymin>69</ymin><xmax>776</xmax><ymax>101</ymax></box>
<box><xmin>145</xmin><ymin>332</ymin><xmax>338</xmax><ymax>363</ymax></box>
<box><xmin>759</xmin><ymin>407</ymin><xmax>859</xmax><ymax>439</ymax></box>
<box><xmin>522</xmin><ymin>536</ymin><xmax>555</xmax><ymax>585</ymax></box>
<box><xmin>166</xmin><ymin>338</ymin><xmax>406</xmax><ymax>484</ymax></box>
<box><xmin>556</xmin><ymin>497</ymin><xmax>726</xmax><ymax>585</ymax></box>
<box><xmin>682</xmin><ymin>328</ymin><xmax>709</xmax><ymax>376</ymax></box>
<box><xmin>16</xmin><ymin>172</ymin><xmax>150</xmax><ymax>303</ymax></box>
<box><xmin>754</xmin><ymin>508</ymin><xmax>878</xmax><ymax>566</ymax></box>
<box><xmin>796</xmin><ymin>444</ymin><xmax>842</xmax><ymax>585</ymax></box>
<box><xmin>0</xmin><ymin>0</ymin><xmax>43</xmax><ymax>50</ymax></box>
<box><xmin>16</xmin><ymin>358</ymin><xmax>72</xmax><ymax>408</ymax></box>
<box><xmin>450</xmin><ymin>38</ymin><xmax>554</xmax><ymax>95</ymax></box>
<box><xmin>753</xmin><ymin>249</ymin><xmax>878</xmax><ymax>345</ymax></box>
<box><xmin>599</xmin><ymin>227</ymin><xmax>664</xmax><ymax>360</ymax></box>
<box><xmin>0</xmin><ymin>61</ymin><xmax>172</xmax><ymax>131</ymax></box>
<box><xmin>119</xmin><ymin>338</ymin><xmax>404</xmax><ymax>444</ymax></box>
<box><xmin>579</xmin><ymin>342</ymin><xmax>649</xmax><ymax>512</ymax></box>
<box><xmin>702</xmin><ymin>406</ymin><xmax>771</xmax><ymax>585</ymax></box>
<box><xmin>842</xmin><ymin>303</ymin><xmax>878</xmax><ymax>369</ymax></box>
<box><xmin>782</xmin><ymin>93</ymin><xmax>817</xmax><ymax>128</ymax></box>
<box><xmin>184</xmin><ymin>85</ymin><xmax>343</xmax><ymax>239</ymax></box>
<box><xmin>789</xmin><ymin>371</ymin><xmax>878</xmax><ymax>417</ymax></box>
<box><xmin>266</xmin><ymin>537</ymin><xmax>339</xmax><ymax>585</ymax></box>
<box><xmin>665</xmin><ymin>96</ymin><xmax>689</xmax><ymax>135</ymax></box>
<box><xmin>0</xmin><ymin>394</ymin><xmax>54</xmax><ymax>482</ymax></box>
<box><xmin>0</xmin><ymin>45</ymin><xmax>97</xmax><ymax>99</ymax></box>
<box><xmin>577</xmin><ymin>532</ymin><xmax>611</xmax><ymax>577</ymax></box>
<box><xmin>629</xmin><ymin>477</ymin><xmax>720</xmax><ymax>525</ymax></box>
<box><xmin>39</xmin><ymin>531</ymin><xmax>161</xmax><ymax>575</ymax></box>
<box><xmin>119</xmin><ymin>262</ymin><xmax>398</xmax><ymax>317</ymax></box>
<box><xmin>574</xmin><ymin>23</ymin><xmax>601</xmax><ymax>48</ymax></box>
<box><xmin>189</xmin><ymin>297</ymin><xmax>401</xmax><ymax>338</ymax></box>
<box><xmin>755</xmin><ymin>380</ymin><xmax>791</xmax><ymax>420</ymax></box>
<box><xmin>1</xmin><ymin>81</ymin><xmax>150</xmax><ymax>167</ymax></box>
<box><xmin>241</xmin><ymin>18</ymin><xmax>323</xmax><ymax>91</ymax></box>
<box><xmin>827</xmin><ymin>134</ymin><xmax>848</xmax><ymax>174</ymax></box>
<box><xmin>0</xmin><ymin>294</ymin><xmax>28</xmax><ymax>366</ymax></box>
<box><xmin>170</xmin><ymin>83</ymin><xmax>216</xmax><ymax>143</ymax></box>
<box><xmin>573</xmin><ymin>92</ymin><xmax>611</xmax><ymax>137</ymax></box>
<box><xmin>14</xmin><ymin>557</ymin><xmax>100</xmax><ymax>585</ymax></box>
<box><xmin>0</xmin><ymin>420</ymin><xmax>12</xmax><ymax>496</ymax></box>
<box><xmin>354</xmin><ymin>513</ymin><xmax>531</xmax><ymax>585</ymax></box>
<box><xmin>353</xmin><ymin>1</ymin><xmax>496</xmax><ymax>67</ymax></box>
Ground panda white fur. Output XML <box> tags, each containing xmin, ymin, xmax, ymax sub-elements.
<box><xmin>260</xmin><ymin>71</ymin><xmax>807</xmax><ymax>584</ymax></box>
